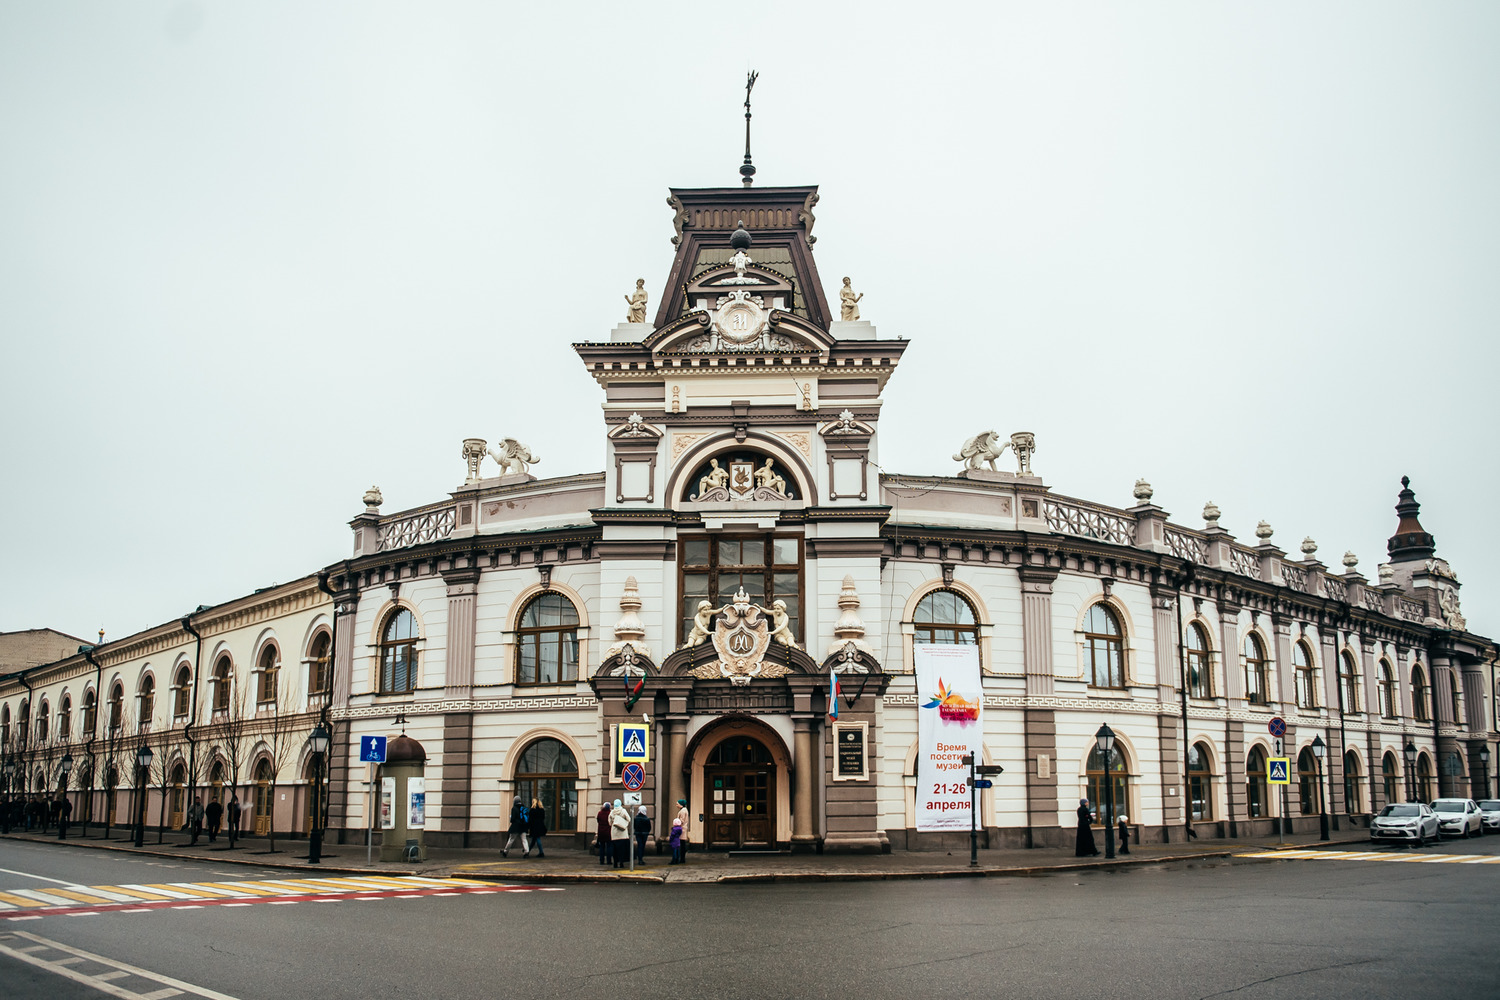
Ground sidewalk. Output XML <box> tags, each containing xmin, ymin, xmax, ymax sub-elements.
<box><xmin>1</xmin><ymin>825</ymin><xmax>1376</xmax><ymax>884</ymax></box>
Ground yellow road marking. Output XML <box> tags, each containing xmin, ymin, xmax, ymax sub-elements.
<box><xmin>96</xmin><ymin>885</ymin><xmax>174</xmax><ymax>901</ymax></box>
<box><xmin>30</xmin><ymin>888</ymin><xmax>117</xmax><ymax>905</ymax></box>
<box><xmin>0</xmin><ymin>891</ymin><xmax>50</xmax><ymax>908</ymax></box>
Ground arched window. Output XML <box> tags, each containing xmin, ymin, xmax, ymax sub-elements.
<box><xmin>1185</xmin><ymin>623</ymin><xmax>1212</xmax><ymax>699</ymax></box>
<box><xmin>82</xmin><ymin>689</ymin><xmax>97</xmax><ymax>736</ymax></box>
<box><xmin>1298</xmin><ymin>748</ymin><xmax>1320</xmax><ymax>814</ymax></box>
<box><xmin>1448</xmin><ymin>672</ymin><xmax>1463</xmax><ymax>726</ymax></box>
<box><xmin>209</xmin><ymin>761</ymin><xmax>224</xmax><ymax>804</ymax></box>
<box><xmin>138</xmin><ymin>677</ymin><xmax>155</xmax><ymax>730</ymax></box>
<box><xmin>1343</xmin><ymin>751</ymin><xmax>1362</xmax><ymax>814</ymax></box>
<box><xmin>380</xmin><ymin>610</ymin><xmax>419</xmax><ymax>694</ymax></box>
<box><xmin>913</xmin><ymin>590</ymin><xmax>979</xmax><ymax>646</ymax></box>
<box><xmin>1243</xmin><ymin>634</ymin><xmax>1270</xmax><ymax>706</ymax></box>
<box><xmin>1084</xmin><ymin>604</ymin><xmax>1125</xmax><ymax>690</ymax></box>
<box><xmin>514</xmin><ymin>738</ymin><xmax>578</xmax><ymax>832</ymax></box>
<box><xmin>1188</xmin><ymin>742</ymin><xmax>1214</xmax><ymax>820</ymax></box>
<box><xmin>36</xmin><ymin>701</ymin><xmax>49</xmax><ymax>743</ymax></box>
<box><xmin>1</xmin><ymin>703</ymin><xmax>9</xmax><ymax>746</ymax></box>
<box><xmin>1416</xmin><ymin>753</ymin><xmax>1434</xmax><ymax>803</ymax></box>
<box><xmin>1339</xmin><ymin>653</ymin><xmax>1360</xmax><ymax>714</ymax></box>
<box><xmin>1293</xmin><ymin>641</ymin><xmax>1317</xmax><ymax>710</ymax></box>
<box><xmin>1378</xmin><ymin>661</ymin><xmax>1397</xmax><ymax>719</ymax></box>
<box><xmin>308</xmin><ymin>631</ymin><xmax>332</xmax><ymax>696</ymax></box>
<box><xmin>257</xmin><ymin>645</ymin><xmax>279</xmax><ymax>704</ymax></box>
<box><xmin>1246</xmin><ymin>746</ymin><xmax>1268</xmax><ymax>819</ymax></box>
<box><xmin>17</xmin><ymin>700</ymin><xmax>29</xmax><ymax>745</ymax></box>
<box><xmin>1382</xmin><ymin>752</ymin><xmax>1399</xmax><ymax>806</ymax></box>
<box><xmin>516</xmin><ymin>594</ymin><xmax>579</xmax><ymax>686</ymax></box>
<box><xmin>108</xmin><ymin>684</ymin><xmax>124</xmax><ymax>732</ymax></box>
<box><xmin>173</xmin><ymin>665</ymin><xmax>192</xmax><ymax>718</ymax></box>
<box><xmin>1085</xmin><ymin>743</ymin><xmax>1129</xmax><ymax>825</ymax></box>
<box><xmin>1411</xmin><ymin>666</ymin><xmax>1430</xmax><ymax>722</ymax></box>
<box><xmin>58</xmin><ymin>696</ymin><xmax>71</xmax><ymax>740</ymax></box>
<box><xmin>212</xmin><ymin>656</ymin><xmax>232</xmax><ymax>713</ymax></box>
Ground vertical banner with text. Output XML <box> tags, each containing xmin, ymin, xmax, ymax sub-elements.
<box><xmin>915</xmin><ymin>644</ymin><xmax>984</xmax><ymax>832</ymax></box>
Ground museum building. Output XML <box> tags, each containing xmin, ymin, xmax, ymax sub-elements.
<box><xmin>2</xmin><ymin>178</ymin><xmax>1497</xmax><ymax>853</ymax></box>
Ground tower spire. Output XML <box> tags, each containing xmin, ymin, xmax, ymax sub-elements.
<box><xmin>740</xmin><ymin>70</ymin><xmax>758</xmax><ymax>187</ymax></box>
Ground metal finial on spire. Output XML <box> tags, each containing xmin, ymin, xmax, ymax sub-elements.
<box><xmin>740</xmin><ymin>70</ymin><xmax>758</xmax><ymax>187</ymax></box>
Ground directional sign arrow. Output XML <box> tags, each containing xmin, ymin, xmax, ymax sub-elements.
<box><xmin>975</xmin><ymin>765</ymin><xmax>1005</xmax><ymax>775</ymax></box>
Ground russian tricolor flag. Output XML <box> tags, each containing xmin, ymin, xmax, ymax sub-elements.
<box><xmin>828</xmin><ymin>670</ymin><xmax>840</xmax><ymax>721</ymax></box>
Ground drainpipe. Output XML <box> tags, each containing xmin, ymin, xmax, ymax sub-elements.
<box><xmin>1330</xmin><ymin>609</ymin><xmax>1348</xmax><ymax>830</ymax></box>
<box><xmin>316</xmin><ymin>569</ymin><xmax>343</xmax><ymax>842</ymax></box>
<box><xmin>1175</xmin><ymin>567</ymin><xmax>1196</xmax><ymax>840</ymax></box>
<box><xmin>17</xmin><ymin>670</ymin><xmax>34</xmax><ymax>798</ymax></box>
<box><xmin>181</xmin><ymin>612</ymin><xmax>204</xmax><ymax>807</ymax></box>
<box><xmin>81</xmin><ymin>645</ymin><xmax>104</xmax><ymax>835</ymax></box>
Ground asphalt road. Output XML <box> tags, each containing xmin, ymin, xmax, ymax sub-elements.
<box><xmin>2</xmin><ymin>835</ymin><xmax>1497</xmax><ymax>1000</ymax></box>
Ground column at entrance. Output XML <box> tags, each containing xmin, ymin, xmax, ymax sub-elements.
<box><xmin>792</xmin><ymin>716</ymin><xmax>815</xmax><ymax>848</ymax></box>
<box><xmin>665</xmin><ymin>718</ymin><xmax>686</xmax><ymax>824</ymax></box>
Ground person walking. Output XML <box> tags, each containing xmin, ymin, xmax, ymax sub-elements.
<box><xmin>595</xmin><ymin>802</ymin><xmax>611</xmax><ymax>865</ymax></box>
<box><xmin>674</xmin><ymin>798</ymin><xmax>690</xmax><ymax>864</ymax></box>
<box><xmin>205</xmin><ymin>797</ymin><xmax>223</xmax><ymax>843</ymax></box>
<box><xmin>1117</xmin><ymin>814</ymin><xmax>1130</xmax><ymax>855</ymax></box>
<box><xmin>526</xmin><ymin>798</ymin><xmax>547</xmax><ymax>859</ymax></box>
<box><xmin>226</xmin><ymin>794</ymin><xmax>241</xmax><ymax>846</ymax></box>
<box><xmin>187</xmin><ymin>796</ymin><xmax>205</xmax><ymax>846</ymax></box>
<box><xmin>503</xmin><ymin>797</ymin><xmax>530</xmax><ymax>857</ymax></box>
<box><xmin>1075</xmin><ymin>798</ymin><xmax>1100</xmax><ymax>857</ymax></box>
<box><xmin>56</xmin><ymin>796</ymin><xmax>72</xmax><ymax>840</ymax></box>
<box><xmin>633</xmin><ymin>805</ymin><xmax>651</xmax><ymax>866</ymax></box>
<box><xmin>608</xmin><ymin>798</ymin><xmax>631</xmax><ymax>868</ymax></box>
<box><xmin>668</xmin><ymin>816</ymin><xmax>684</xmax><ymax>864</ymax></box>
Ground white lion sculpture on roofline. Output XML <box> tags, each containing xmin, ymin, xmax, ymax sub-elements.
<box><xmin>488</xmin><ymin>437</ymin><xmax>540</xmax><ymax>476</ymax></box>
<box><xmin>953</xmin><ymin>430</ymin><xmax>1008</xmax><ymax>472</ymax></box>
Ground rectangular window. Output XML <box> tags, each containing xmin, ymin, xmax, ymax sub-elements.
<box><xmin>678</xmin><ymin>534</ymin><xmax>803</xmax><ymax>643</ymax></box>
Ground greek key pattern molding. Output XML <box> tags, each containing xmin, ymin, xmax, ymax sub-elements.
<box><xmin>333</xmin><ymin>696</ymin><xmax>600</xmax><ymax>721</ymax></box>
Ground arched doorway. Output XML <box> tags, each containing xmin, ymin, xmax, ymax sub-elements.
<box><xmin>704</xmin><ymin>736</ymin><xmax>775</xmax><ymax>848</ymax></box>
<box><xmin>1246</xmin><ymin>746</ymin><xmax>1268</xmax><ymax>819</ymax></box>
<box><xmin>513</xmin><ymin>738</ymin><xmax>579</xmax><ymax>834</ymax></box>
<box><xmin>687</xmin><ymin>719</ymin><xmax>793</xmax><ymax>850</ymax></box>
<box><xmin>1298</xmin><ymin>749</ymin><xmax>1319</xmax><ymax>815</ymax></box>
<box><xmin>253</xmin><ymin>759</ymin><xmax>273</xmax><ymax>836</ymax></box>
<box><xmin>1085</xmin><ymin>744</ymin><xmax>1129</xmax><ymax>825</ymax></box>
<box><xmin>1416</xmin><ymin>754</ymin><xmax>1434</xmax><ymax>803</ymax></box>
<box><xmin>169</xmin><ymin>762</ymin><xmax>186</xmax><ymax>830</ymax></box>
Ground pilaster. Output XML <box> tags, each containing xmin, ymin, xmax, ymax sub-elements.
<box><xmin>442</xmin><ymin>566</ymin><xmax>481</xmax><ymax>699</ymax></box>
<box><xmin>1019</xmin><ymin>567</ymin><xmax>1058</xmax><ymax>697</ymax></box>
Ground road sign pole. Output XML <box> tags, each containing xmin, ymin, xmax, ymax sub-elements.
<box><xmin>970</xmin><ymin>756</ymin><xmax>978</xmax><ymax>867</ymax></box>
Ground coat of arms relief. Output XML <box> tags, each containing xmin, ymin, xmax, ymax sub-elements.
<box><xmin>685</xmin><ymin>587</ymin><xmax>799</xmax><ymax>685</ymax></box>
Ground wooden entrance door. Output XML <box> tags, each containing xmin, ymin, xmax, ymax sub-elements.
<box><xmin>705</xmin><ymin>767</ymin><xmax>773</xmax><ymax>848</ymax></box>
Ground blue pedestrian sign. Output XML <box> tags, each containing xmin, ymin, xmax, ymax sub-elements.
<box><xmin>617</xmin><ymin>724</ymin><xmax>649</xmax><ymax>763</ymax></box>
<box><xmin>1267</xmin><ymin>757</ymin><xmax>1291</xmax><ymax>785</ymax></box>
<box><xmin>360</xmin><ymin>736</ymin><xmax>388</xmax><ymax>763</ymax></box>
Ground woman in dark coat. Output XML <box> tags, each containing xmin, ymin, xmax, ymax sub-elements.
<box><xmin>526</xmin><ymin>798</ymin><xmax>547</xmax><ymax>858</ymax></box>
<box><xmin>596</xmin><ymin>803</ymin><xmax>611</xmax><ymax>865</ymax></box>
<box><xmin>1075</xmin><ymin>798</ymin><xmax>1100</xmax><ymax>857</ymax></box>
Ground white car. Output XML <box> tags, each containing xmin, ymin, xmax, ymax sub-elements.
<box><xmin>1370</xmin><ymin>803</ymin><xmax>1439</xmax><ymax>845</ymax></box>
<box><xmin>1478</xmin><ymin>800</ymin><xmax>1500</xmax><ymax>833</ymax></box>
<box><xmin>1430</xmin><ymin>798</ymin><xmax>1484</xmax><ymax>838</ymax></box>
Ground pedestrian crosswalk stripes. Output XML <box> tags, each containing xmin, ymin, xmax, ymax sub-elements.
<box><xmin>0</xmin><ymin>875</ymin><xmax>522</xmax><ymax>919</ymax></box>
<box><xmin>1238</xmin><ymin>849</ymin><xmax>1500</xmax><ymax>864</ymax></box>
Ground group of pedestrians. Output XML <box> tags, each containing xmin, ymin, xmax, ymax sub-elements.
<box><xmin>1074</xmin><ymin>797</ymin><xmax>1131</xmax><ymax>857</ymax></box>
<box><xmin>502</xmin><ymin>797</ymin><xmax>550</xmax><ymax>858</ymax></box>
<box><xmin>3</xmin><ymin>796</ymin><xmax>72</xmax><ymax>836</ymax></box>
<box><xmin>593</xmin><ymin>797</ymin><xmax>688</xmax><ymax>867</ymax></box>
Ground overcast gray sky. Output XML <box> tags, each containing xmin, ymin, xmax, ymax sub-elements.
<box><xmin>2</xmin><ymin>2</ymin><xmax>1496</xmax><ymax>644</ymax></box>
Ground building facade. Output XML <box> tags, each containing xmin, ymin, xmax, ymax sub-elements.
<box><xmin>4</xmin><ymin>181</ymin><xmax>1497</xmax><ymax>852</ymax></box>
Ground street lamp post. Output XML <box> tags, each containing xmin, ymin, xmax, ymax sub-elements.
<box><xmin>1404</xmin><ymin>740</ymin><xmax>1418</xmax><ymax>803</ymax></box>
<box><xmin>1</xmin><ymin>758</ymin><xmax>14</xmax><ymax>834</ymax></box>
<box><xmin>1095</xmin><ymin>723</ymin><xmax>1116</xmax><ymax>860</ymax></box>
<box><xmin>306</xmin><ymin>724</ymin><xmax>330</xmax><ymax>865</ymax></box>
<box><xmin>1311</xmin><ymin>736</ymin><xmax>1329</xmax><ymax>841</ymax></box>
<box><xmin>133</xmin><ymin>742</ymin><xmax>154</xmax><ymax>848</ymax></box>
<box><xmin>57</xmin><ymin>754</ymin><xmax>73</xmax><ymax>839</ymax></box>
<box><xmin>1478</xmin><ymin>746</ymin><xmax>1491</xmax><ymax>801</ymax></box>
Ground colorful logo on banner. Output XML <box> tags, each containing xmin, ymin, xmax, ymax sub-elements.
<box><xmin>915</xmin><ymin>644</ymin><xmax>984</xmax><ymax>832</ymax></box>
<box><xmin>922</xmin><ymin>678</ymin><xmax>981</xmax><ymax>723</ymax></box>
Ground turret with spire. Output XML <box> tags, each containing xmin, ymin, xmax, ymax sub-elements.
<box><xmin>1387</xmin><ymin>476</ymin><xmax>1436</xmax><ymax>562</ymax></box>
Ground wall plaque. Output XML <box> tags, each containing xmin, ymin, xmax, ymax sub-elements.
<box><xmin>834</xmin><ymin>722</ymin><xmax>868</xmax><ymax>781</ymax></box>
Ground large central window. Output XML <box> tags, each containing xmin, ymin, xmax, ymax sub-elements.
<box><xmin>679</xmin><ymin>534</ymin><xmax>802</xmax><ymax>643</ymax></box>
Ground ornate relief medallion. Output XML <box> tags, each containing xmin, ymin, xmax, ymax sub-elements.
<box><xmin>671</xmin><ymin>432</ymin><xmax>707</xmax><ymax>462</ymax></box>
<box><xmin>689</xmin><ymin>588</ymin><xmax>791</xmax><ymax>686</ymax></box>
<box><xmin>711</xmin><ymin>291</ymin><xmax>769</xmax><ymax>345</ymax></box>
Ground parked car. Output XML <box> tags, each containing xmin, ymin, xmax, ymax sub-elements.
<box><xmin>1430</xmin><ymin>798</ymin><xmax>1484</xmax><ymax>838</ymax></box>
<box><xmin>1370</xmin><ymin>803</ymin><xmax>1439</xmax><ymax>845</ymax></box>
<box><xmin>1478</xmin><ymin>800</ymin><xmax>1500</xmax><ymax>833</ymax></box>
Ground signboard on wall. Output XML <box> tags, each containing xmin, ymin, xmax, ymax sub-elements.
<box><xmin>915</xmin><ymin>644</ymin><xmax>984</xmax><ymax>832</ymax></box>
<box><xmin>834</xmin><ymin>723</ymin><xmax>869</xmax><ymax>781</ymax></box>
<box><xmin>407</xmin><ymin>776</ymin><xmax>426</xmax><ymax>829</ymax></box>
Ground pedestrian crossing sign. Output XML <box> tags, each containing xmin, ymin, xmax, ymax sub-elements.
<box><xmin>1268</xmin><ymin>757</ymin><xmax>1291</xmax><ymax>785</ymax></box>
<box><xmin>617</xmin><ymin>724</ymin><xmax>649</xmax><ymax>763</ymax></box>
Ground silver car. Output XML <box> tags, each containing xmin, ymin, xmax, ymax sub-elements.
<box><xmin>1478</xmin><ymin>800</ymin><xmax>1500</xmax><ymax>833</ymax></box>
<box><xmin>1370</xmin><ymin>802</ymin><xmax>1439</xmax><ymax>845</ymax></box>
<box><xmin>1432</xmin><ymin>798</ymin><xmax>1484</xmax><ymax>838</ymax></box>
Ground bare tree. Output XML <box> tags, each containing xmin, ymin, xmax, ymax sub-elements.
<box><xmin>218</xmin><ymin>666</ymin><xmax>252</xmax><ymax>849</ymax></box>
<box><xmin>262</xmin><ymin>674</ymin><xmax>307</xmax><ymax>855</ymax></box>
<box><xmin>152</xmin><ymin>723</ymin><xmax>179</xmax><ymax>843</ymax></box>
<box><xmin>100</xmin><ymin>704</ymin><xmax>134</xmax><ymax>840</ymax></box>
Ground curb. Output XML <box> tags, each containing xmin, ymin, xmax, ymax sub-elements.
<box><xmin>0</xmin><ymin>832</ymin><xmax>428</xmax><ymax>879</ymax></box>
